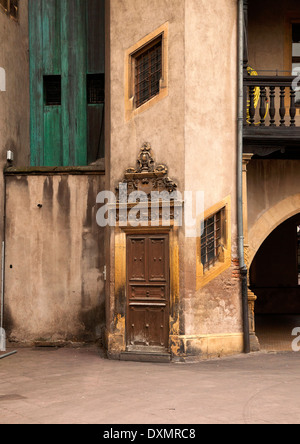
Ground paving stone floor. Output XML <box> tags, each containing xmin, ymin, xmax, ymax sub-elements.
<box><xmin>1</xmin><ymin>343</ymin><xmax>300</xmax><ymax>424</ymax></box>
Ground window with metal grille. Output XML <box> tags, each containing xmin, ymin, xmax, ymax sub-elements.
<box><xmin>44</xmin><ymin>75</ymin><xmax>61</xmax><ymax>106</ymax></box>
<box><xmin>134</xmin><ymin>37</ymin><xmax>162</xmax><ymax>108</ymax></box>
<box><xmin>87</xmin><ymin>74</ymin><xmax>104</xmax><ymax>104</ymax></box>
<box><xmin>0</xmin><ymin>0</ymin><xmax>18</xmax><ymax>19</ymax></box>
<box><xmin>201</xmin><ymin>209</ymin><xmax>224</xmax><ymax>272</ymax></box>
<box><xmin>297</xmin><ymin>224</ymin><xmax>300</xmax><ymax>285</ymax></box>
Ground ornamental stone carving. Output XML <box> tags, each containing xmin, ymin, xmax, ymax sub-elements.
<box><xmin>116</xmin><ymin>143</ymin><xmax>178</xmax><ymax>201</ymax></box>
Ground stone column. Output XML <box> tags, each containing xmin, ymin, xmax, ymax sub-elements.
<box><xmin>243</xmin><ymin>154</ymin><xmax>260</xmax><ymax>351</ymax></box>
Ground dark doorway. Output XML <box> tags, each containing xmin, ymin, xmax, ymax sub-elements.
<box><xmin>250</xmin><ymin>213</ymin><xmax>300</xmax><ymax>351</ymax></box>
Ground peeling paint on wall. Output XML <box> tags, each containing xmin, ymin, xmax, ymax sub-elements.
<box><xmin>4</xmin><ymin>173</ymin><xmax>106</xmax><ymax>344</ymax></box>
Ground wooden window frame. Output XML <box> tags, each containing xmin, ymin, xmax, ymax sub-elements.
<box><xmin>125</xmin><ymin>23</ymin><xmax>168</xmax><ymax>121</ymax></box>
<box><xmin>133</xmin><ymin>36</ymin><xmax>162</xmax><ymax>109</ymax></box>
<box><xmin>0</xmin><ymin>0</ymin><xmax>18</xmax><ymax>21</ymax></box>
<box><xmin>196</xmin><ymin>196</ymin><xmax>232</xmax><ymax>289</ymax></box>
<box><xmin>201</xmin><ymin>208</ymin><xmax>225</xmax><ymax>273</ymax></box>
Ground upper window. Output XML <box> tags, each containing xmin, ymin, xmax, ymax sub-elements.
<box><xmin>0</xmin><ymin>0</ymin><xmax>18</xmax><ymax>20</ymax></box>
<box><xmin>87</xmin><ymin>73</ymin><xmax>105</xmax><ymax>105</ymax></box>
<box><xmin>134</xmin><ymin>37</ymin><xmax>162</xmax><ymax>108</ymax></box>
<box><xmin>125</xmin><ymin>23</ymin><xmax>168</xmax><ymax>121</ymax></box>
<box><xmin>44</xmin><ymin>75</ymin><xmax>62</xmax><ymax>107</ymax></box>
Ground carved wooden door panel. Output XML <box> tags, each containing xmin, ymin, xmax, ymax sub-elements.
<box><xmin>126</xmin><ymin>234</ymin><xmax>169</xmax><ymax>350</ymax></box>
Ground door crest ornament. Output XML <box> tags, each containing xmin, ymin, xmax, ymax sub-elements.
<box><xmin>116</xmin><ymin>143</ymin><xmax>178</xmax><ymax>200</ymax></box>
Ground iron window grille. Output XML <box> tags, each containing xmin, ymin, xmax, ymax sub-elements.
<box><xmin>44</xmin><ymin>75</ymin><xmax>61</xmax><ymax>106</ymax></box>
<box><xmin>87</xmin><ymin>74</ymin><xmax>105</xmax><ymax>105</ymax></box>
<box><xmin>0</xmin><ymin>0</ymin><xmax>18</xmax><ymax>20</ymax></box>
<box><xmin>201</xmin><ymin>209</ymin><xmax>225</xmax><ymax>272</ymax></box>
<box><xmin>134</xmin><ymin>36</ymin><xmax>162</xmax><ymax>108</ymax></box>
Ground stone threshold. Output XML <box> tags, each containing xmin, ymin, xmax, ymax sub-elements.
<box><xmin>120</xmin><ymin>351</ymin><xmax>171</xmax><ymax>363</ymax></box>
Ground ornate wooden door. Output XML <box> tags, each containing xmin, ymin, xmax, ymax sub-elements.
<box><xmin>126</xmin><ymin>234</ymin><xmax>170</xmax><ymax>350</ymax></box>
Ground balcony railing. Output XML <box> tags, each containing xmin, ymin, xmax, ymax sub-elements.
<box><xmin>243</xmin><ymin>74</ymin><xmax>300</xmax><ymax>146</ymax></box>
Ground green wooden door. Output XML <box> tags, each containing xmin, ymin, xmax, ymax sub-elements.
<box><xmin>29</xmin><ymin>0</ymin><xmax>105</xmax><ymax>167</ymax></box>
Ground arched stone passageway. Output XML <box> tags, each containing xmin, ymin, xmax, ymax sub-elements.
<box><xmin>248</xmin><ymin>194</ymin><xmax>300</xmax><ymax>269</ymax></box>
<box><xmin>249</xmin><ymin>213</ymin><xmax>300</xmax><ymax>351</ymax></box>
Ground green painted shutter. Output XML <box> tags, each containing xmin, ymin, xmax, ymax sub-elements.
<box><xmin>29</xmin><ymin>0</ymin><xmax>104</xmax><ymax>167</ymax></box>
<box><xmin>87</xmin><ymin>0</ymin><xmax>105</xmax><ymax>162</ymax></box>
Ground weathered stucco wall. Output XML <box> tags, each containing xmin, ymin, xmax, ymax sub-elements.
<box><xmin>0</xmin><ymin>2</ymin><xmax>30</xmax><ymax>304</ymax></box>
<box><xmin>108</xmin><ymin>0</ymin><xmax>185</xmax><ymax>190</ymax></box>
<box><xmin>248</xmin><ymin>0</ymin><xmax>300</xmax><ymax>72</ymax></box>
<box><xmin>185</xmin><ymin>0</ymin><xmax>238</xmax><ymax>209</ymax></box>
<box><xmin>4</xmin><ymin>173</ymin><xmax>106</xmax><ymax>344</ymax></box>
<box><xmin>0</xmin><ymin>1</ymin><xmax>30</xmax><ymax>167</ymax></box>
<box><xmin>106</xmin><ymin>0</ymin><xmax>243</xmax><ymax>359</ymax></box>
<box><xmin>183</xmin><ymin>0</ymin><xmax>241</xmax><ymax>341</ymax></box>
<box><xmin>106</xmin><ymin>0</ymin><xmax>186</xmax><ymax>356</ymax></box>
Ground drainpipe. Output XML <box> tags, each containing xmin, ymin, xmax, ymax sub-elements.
<box><xmin>237</xmin><ymin>0</ymin><xmax>250</xmax><ymax>354</ymax></box>
<box><xmin>0</xmin><ymin>241</ymin><xmax>4</xmax><ymax>332</ymax></box>
<box><xmin>0</xmin><ymin>173</ymin><xmax>6</xmax><ymax>334</ymax></box>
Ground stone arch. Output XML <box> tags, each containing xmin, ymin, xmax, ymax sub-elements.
<box><xmin>248</xmin><ymin>193</ymin><xmax>300</xmax><ymax>269</ymax></box>
<box><xmin>247</xmin><ymin>193</ymin><xmax>300</xmax><ymax>351</ymax></box>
